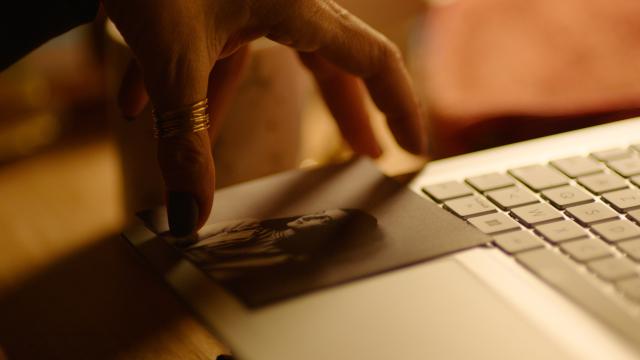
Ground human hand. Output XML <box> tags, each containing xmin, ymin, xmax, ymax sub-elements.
<box><xmin>104</xmin><ymin>0</ymin><xmax>427</xmax><ymax>236</ymax></box>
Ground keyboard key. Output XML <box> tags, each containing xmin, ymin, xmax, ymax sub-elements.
<box><xmin>541</xmin><ymin>185</ymin><xmax>593</xmax><ymax>209</ymax></box>
<box><xmin>509</xmin><ymin>165</ymin><xmax>568</xmax><ymax>191</ymax></box>
<box><xmin>591</xmin><ymin>219</ymin><xmax>640</xmax><ymax>242</ymax></box>
<box><xmin>465</xmin><ymin>173</ymin><xmax>514</xmax><ymax>192</ymax></box>
<box><xmin>601</xmin><ymin>188</ymin><xmax>640</xmax><ymax>212</ymax></box>
<box><xmin>551</xmin><ymin>156</ymin><xmax>603</xmax><ymax>178</ymax></box>
<box><xmin>560</xmin><ymin>238</ymin><xmax>612</xmax><ymax>262</ymax></box>
<box><xmin>588</xmin><ymin>257</ymin><xmax>637</xmax><ymax>281</ymax></box>
<box><xmin>422</xmin><ymin>181</ymin><xmax>472</xmax><ymax>202</ymax></box>
<box><xmin>535</xmin><ymin>220</ymin><xmax>589</xmax><ymax>243</ymax></box>
<box><xmin>630</xmin><ymin>175</ymin><xmax>640</xmax><ymax>188</ymax></box>
<box><xmin>608</xmin><ymin>157</ymin><xmax>640</xmax><ymax>178</ymax></box>
<box><xmin>591</xmin><ymin>148</ymin><xmax>632</xmax><ymax>162</ymax></box>
<box><xmin>486</xmin><ymin>186</ymin><xmax>539</xmax><ymax>210</ymax></box>
<box><xmin>444</xmin><ymin>196</ymin><xmax>496</xmax><ymax>218</ymax></box>
<box><xmin>493</xmin><ymin>231</ymin><xmax>544</xmax><ymax>254</ymax></box>
<box><xmin>618</xmin><ymin>239</ymin><xmax>640</xmax><ymax>261</ymax></box>
<box><xmin>616</xmin><ymin>277</ymin><xmax>640</xmax><ymax>302</ymax></box>
<box><xmin>566</xmin><ymin>203</ymin><xmax>619</xmax><ymax>225</ymax></box>
<box><xmin>577</xmin><ymin>173</ymin><xmax>627</xmax><ymax>194</ymax></box>
<box><xmin>511</xmin><ymin>203</ymin><xmax>563</xmax><ymax>226</ymax></box>
<box><xmin>627</xmin><ymin>209</ymin><xmax>640</xmax><ymax>224</ymax></box>
<box><xmin>468</xmin><ymin>213</ymin><xmax>520</xmax><ymax>235</ymax></box>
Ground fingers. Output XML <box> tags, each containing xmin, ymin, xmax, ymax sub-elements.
<box><xmin>268</xmin><ymin>0</ymin><xmax>427</xmax><ymax>155</ymax></box>
<box><xmin>139</xmin><ymin>51</ymin><xmax>217</xmax><ymax>236</ymax></box>
<box><xmin>149</xmin><ymin>47</ymin><xmax>249</xmax><ymax>234</ymax></box>
<box><xmin>116</xmin><ymin>49</ymin><xmax>250</xmax><ymax>237</ymax></box>
<box><xmin>118</xmin><ymin>59</ymin><xmax>149</xmax><ymax>120</ymax></box>
<box><xmin>118</xmin><ymin>47</ymin><xmax>249</xmax><ymax>139</ymax></box>
<box><xmin>117</xmin><ymin>49</ymin><xmax>246</xmax><ymax>235</ymax></box>
<box><xmin>104</xmin><ymin>0</ymin><xmax>233</xmax><ymax>236</ymax></box>
<box><xmin>298</xmin><ymin>52</ymin><xmax>382</xmax><ymax>158</ymax></box>
<box><xmin>157</xmin><ymin>131</ymin><xmax>215</xmax><ymax>236</ymax></box>
<box><xmin>206</xmin><ymin>46</ymin><xmax>250</xmax><ymax>143</ymax></box>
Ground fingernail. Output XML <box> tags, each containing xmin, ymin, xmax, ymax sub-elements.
<box><xmin>167</xmin><ymin>191</ymin><xmax>199</xmax><ymax>237</ymax></box>
<box><xmin>216</xmin><ymin>355</ymin><xmax>234</xmax><ymax>360</ymax></box>
<box><xmin>124</xmin><ymin>115</ymin><xmax>136</xmax><ymax>122</ymax></box>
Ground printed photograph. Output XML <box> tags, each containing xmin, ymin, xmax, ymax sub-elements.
<box><xmin>170</xmin><ymin>208</ymin><xmax>385</xmax><ymax>306</ymax></box>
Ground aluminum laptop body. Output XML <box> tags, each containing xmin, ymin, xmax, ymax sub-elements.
<box><xmin>125</xmin><ymin>118</ymin><xmax>640</xmax><ymax>359</ymax></box>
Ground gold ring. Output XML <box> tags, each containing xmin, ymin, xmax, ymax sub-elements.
<box><xmin>152</xmin><ymin>98</ymin><xmax>210</xmax><ymax>138</ymax></box>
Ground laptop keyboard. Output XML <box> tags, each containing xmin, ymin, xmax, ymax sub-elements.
<box><xmin>422</xmin><ymin>146</ymin><xmax>640</xmax><ymax>305</ymax></box>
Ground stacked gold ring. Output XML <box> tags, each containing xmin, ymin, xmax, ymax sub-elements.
<box><xmin>152</xmin><ymin>98</ymin><xmax>210</xmax><ymax>138</ymax></box>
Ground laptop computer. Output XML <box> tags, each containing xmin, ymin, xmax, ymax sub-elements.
<box><xmin>124</xmin><ymin>117</ymin><xmax>640</xmax><ymax>359</ymax></box>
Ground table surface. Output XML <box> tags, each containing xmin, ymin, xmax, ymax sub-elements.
<box><xmin>0</xmin><ymin>132</ymin><xmax>423</xmax><ymax>360</ymax></box>
<box><xmin>0</xmin><ymin>138</ymin><xmax>229</xmax><ymax>360</ymax></box>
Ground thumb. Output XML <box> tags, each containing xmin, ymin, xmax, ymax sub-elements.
<box><xmin>142</xmin><ymin>55</ymin><xmax>216</xmax><ymax>237</ymax></box>
<box><xmin>158</xmin><ymin>131</ymin><xmax>215</xmax><ymax>236</ymax></box>
<box><xmin>102</xmin><ymin>0</ymin><xmax>218</xmax><ymax>236</ymax></box>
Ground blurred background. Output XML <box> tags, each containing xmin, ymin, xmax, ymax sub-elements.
<box><xmin>2</xmin><ymin>0</ymin><xmax>640</xmax><ymax>269</ymax></box>
<box><xmin>2</xmin><ymin>0</ymin><xmax>640</xmax><ymax>357</ymax></box>
<box><xmin>3</xmin><ymin>0</ymin><xmax>640</xmax><ymax>253</ymax></box>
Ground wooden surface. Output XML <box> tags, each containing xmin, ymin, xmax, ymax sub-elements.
<box><xmin>0</xmin><ymin>137</ymin><xmax>228</xmax><ymax>360</ymax></box>
<box><xmin>0</xmin><ymin>134</ymin><xmax>422</xmax><ymax>360</ymax></box>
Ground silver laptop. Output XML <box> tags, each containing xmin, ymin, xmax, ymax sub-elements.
<box><xmin>125</xmin><ymin>118</ymin><xmax>640</xmax><ymax>359</ymax></box>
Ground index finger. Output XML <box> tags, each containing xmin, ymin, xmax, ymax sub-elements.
<box><xmin>267</xmin><ymin>0</ymin><xmax>427</xmax><ymax>155</ymax></box>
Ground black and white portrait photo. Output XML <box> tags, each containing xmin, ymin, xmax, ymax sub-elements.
<box><xmin>182</xmin><ymin>209</ymin><xmax>380</xmax><ymax>279</ymax></box>
<box><xmin>165</xmin><ymin>208</ymin><xmax>388</xmax><ymax>306</ymax></box>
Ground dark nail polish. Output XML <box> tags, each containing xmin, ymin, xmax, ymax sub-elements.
<box><xmin>167</xmin><ymin>191</ymin><xmax>199</xmax><ymax>237</ymax></box>
<box><xmin>216</xmin><ymin>355</ymin><xmax>234</xmax><ymax>360</ymax></box>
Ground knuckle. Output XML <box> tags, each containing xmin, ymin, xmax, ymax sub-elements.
<box><xmin>158</xmin><ymin>136</ymin><xmax>209</xmax><ymax>174</ymax></box>
<box><xmin>379</xmin><ymin>40</ymin><xmax>403</xmax><ymax>66</ymax></box>
<box><xmin>172</xmin><ymin>145</ymin><xmax>206</xmax><ymax>167</ymax></box>
<box><xmin>365</xmin><ymin>35</ymin><xmax>404</xmax><ymax>75</ymax></box>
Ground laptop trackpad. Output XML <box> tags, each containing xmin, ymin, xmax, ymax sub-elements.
<box><xmin>233</xmin><ymin>255</ymin><xmax>572</xmax><ymax>360</ymax></box>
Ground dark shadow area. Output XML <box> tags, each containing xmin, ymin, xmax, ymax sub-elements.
<box><xmin>430</xmin><ymin>109</ymin><xmax>640</xmax><ymax>159</ymax></box>
<box><xmin>0</xmin><ymin>234</ymin><xmax>223</xmax><ymax>359</ymax></box>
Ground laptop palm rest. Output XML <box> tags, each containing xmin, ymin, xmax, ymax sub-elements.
<box><xmin>131</xmin><ymin>230</ymin><xmax>572</xmax><ymax>360</ymax></box>
<box><xmin>221</xmin><ymin>255</ymin><xmax>570</xmax><ymax>360</ymax></box>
